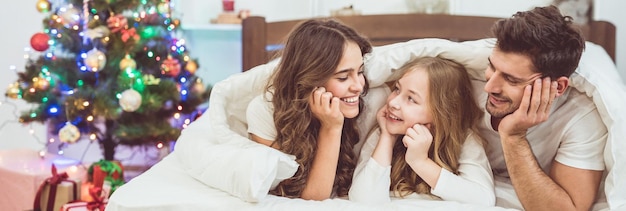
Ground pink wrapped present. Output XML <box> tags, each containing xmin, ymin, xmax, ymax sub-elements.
<box><xmin>0</xmin><ymin>149</ymin><xmax>86</xmax><ymax>211</ymax></box>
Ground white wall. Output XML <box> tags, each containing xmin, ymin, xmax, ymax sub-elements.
<box><xmin>1</xmin><ymin>0</ymin><xmax>624</xmax><ymax>151</ymax></box>
<box><xmin>0</xmin><ymin>1</ymin><xmax>47</xmax><ymax>151</ymax></box>
<box><xmin>593</xmin><ymin>0</ymin><xmax>626</xmax><ymax>82</ymax></box>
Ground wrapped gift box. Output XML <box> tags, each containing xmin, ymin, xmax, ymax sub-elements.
<box><xmin>61</xmin><ymin>201</ymin><xmax>99</xmax><ymax>211</ymax></box>
<box><xmin>0</xmin><ymin>149</ymin><xmax>86</xmax><ymax>211</ymax></box>
<box><xmin>60</xmin><ymin>185</ymin><xmax>108</xmax><ymax>211</ymax></box>
<box><xmin>88</xmin><ymin>160</ymin><xmax>124</xmax><ymax>197</ymax></box>
<box><xmin>34</xmin><ymin>168</ymin><xmax>81</xmax><ymax>211</ymax></box>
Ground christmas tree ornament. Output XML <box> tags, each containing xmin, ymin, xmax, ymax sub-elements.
<box><xmin>185</xmin><ymin>60</ymin><xmax>198</xmax><ymax>74</ymax></box>
<box><xmin>72</xmin><ymin>98</ymin><xmax>88</xmax><ymax>110</ymax></box>
<box><xmin>30</xmin><ymin>32</ymin><xmax>50</xmax><ymax>52</ymax></box>
<box><xmin>58</xmin><ymin>6</ymin><xmax>81</xmax><ymax>26</ymax></box>
<box><xmin>36</xmin><ymin>0</ymin><xmax>51</xmax><ymax>13</ymax></box>
<box><xmin>119</xmin><ymin>54</ymin><xmax>137</xmax><ymax>71</ymax></box>
<box><xmin>85</xmin><ymin>26</ymin><xmax>111</xmax><ymax>40</ymax></box>
<box><xmin>32</xmin><ymin>76</ymin><xmax>50</xmax><ymax>90</ymax></box>
<box><xmin>161</xmin><ymin>56</ymin><xmax>181</xmax><ymax>77</ymax></box>
<box><xmin>157</xmin><ymin>2</ymin><xmax>170</xmax><ymax>14</ymax></box>
<box><xmin>5</xmin><ymin>82</ymin><xmax>21</xmax><ymax>99</ymax></box>
<box><xmin>172</xmin><ymin>19</ymin><xmax>181</xmax><ymax>27</ymax></box>
<box><xmin>142</xmin><ymin>14</ymin><xmax>162</xmax><ymax>25</ymax></box>
<box><xmin>119</xmin><ymin>89</ymin><xmax>142</xmax><ymax>112</ymax></box>
<box><xmin>143</xmin><ymin>74</ymin><xmax>161</xmax><ymax>85</ymax></box>
<box><xmin>120</xmin><ymin>28</ymin><xmax>139</xmax><ymax>42</ymax></box>
<box><xmin>107</xmin><ymin>14</ymin><xmax>128</xmax><ymax>33</ymax></box>
<box><xmin>100</xmin><ymin>36</ymin><xmax>111</xmax><ymax>45</ymax></box>
<box><xmin>59</xmin><ymin>122</ymin><xmax>81</xmax><ymax>143</ymax></box>
<box><xmin>192</xmin><ymin>78</ymin><xmax>205</xmax><ymax>94</ymax></box>
<box><xmin>85</xmin><ymin>48</ymin><xmax>107</xmax><ymax>72</ymax></box>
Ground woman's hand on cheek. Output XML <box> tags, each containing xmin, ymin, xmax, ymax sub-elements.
<box><xmin>403</xmin><ymin>124</ymin><xmax>433</xmax><ymax>165</ymax></box>
<box><xmin>309</xmin><ymin>87</ymin><xmax>344</xmax><ymax>128</ymax></box>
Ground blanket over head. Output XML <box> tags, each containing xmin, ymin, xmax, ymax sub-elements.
<box><xmin>172</xmin><ymin>38</ymin><xmax>626</xmax><ymax>210</ymax></box>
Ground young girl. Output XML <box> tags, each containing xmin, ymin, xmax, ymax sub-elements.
<box><xmin>246</xmin><ymin>18</ymin><xmax>372</xmax><ymax>200</ymax></box>
<box><xmin>349</xmin><ymin>57</ymin><xmax>495</xmax><ymax>206</ymax></box>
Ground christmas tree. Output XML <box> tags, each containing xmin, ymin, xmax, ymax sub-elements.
<box><xmin>5</xmin><ymin>0</ymin><xmax>210</xmax><ymax>160</ymax></box>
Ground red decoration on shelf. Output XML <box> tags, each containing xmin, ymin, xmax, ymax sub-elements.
<box><xmin>30</xmin><ymin>32</ymin><xmax>50</xmax><ymax>52</ymax></box>
<box><xmin>222</xmin><ymin>0</ymin><xmax>234</xmax><ymax>12</ymax></box>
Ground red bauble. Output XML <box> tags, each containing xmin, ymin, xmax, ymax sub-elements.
<box><xmin>30</xmin><ymin>32</ymin><xmax>50</xmax><ymax>52</ymax></box>
<box><xmin>161</xmin><ymin>57</ymin><xmax>181</xmax><ymax>77</ymax></box>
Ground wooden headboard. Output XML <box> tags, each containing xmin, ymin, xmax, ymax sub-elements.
<box><xmin>241</xmin><ymin>14</ymin><xmax>616</xmax><ymax>72</ymax></box>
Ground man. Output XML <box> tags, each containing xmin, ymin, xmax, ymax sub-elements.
<box><xmin>474</xmin><ymin>5</ymin><xmax>607</xmax><ymax>210</ymax></box>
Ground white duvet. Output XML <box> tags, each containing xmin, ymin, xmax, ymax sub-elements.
<box><xmin>107</xmin><ymin>38</ymin><xmax>626</xmax><ymax>211</ymax></box>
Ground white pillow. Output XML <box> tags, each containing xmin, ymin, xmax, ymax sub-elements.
<box><xmin>188</xmin><ymin>140</ymin><xmax>298</xmax><ymax>202</ymax></box>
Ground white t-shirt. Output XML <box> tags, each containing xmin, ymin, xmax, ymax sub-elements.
<box><xmin>349</xmin><ymin>129</ymin><xmax>495</xmax><ymax>206</ymax></box>
<box><xmin>471</xmin><ymin>79</ymin><xmax>607</xmax><ymax>174</ymax></box>
<box><xmin>471</xmin><ymin>79</ymin><xmax>607</xmax><ymax>209</ymax></box>
<box><xmin>246</xmin><ymin>93</ymin><xmax>277</xmax><ymax>141</ymax></box>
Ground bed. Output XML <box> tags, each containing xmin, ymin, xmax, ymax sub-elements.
<box><xmin>106</xmin><ymin>13</ymin><xmax>624</xmax><ymax>211</ymax></box>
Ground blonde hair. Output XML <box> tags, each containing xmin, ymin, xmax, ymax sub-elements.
<box><xmin>388</xmin><ymin>57</ymin><xmax>484</xmax><ymax>197</ymax></box>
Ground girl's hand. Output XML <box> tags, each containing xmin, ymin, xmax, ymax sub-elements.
<box><xmin>309</xmin><ymin>87</ymin><xmax>344</xmax><ymax>128</ymax></box>
<box><xmin>376</xmin><ymin>105</ymin><xmax>397</xmax><ymax>141</ymax></box>
<box><xmin>403</xmin><ymin>124</ymin><xmax>433</xmax><ymax>165</ymax></box>
<box><xmin>376</xmin><ymin>105</ymin><xmax>390</xmax><ymax>133</ymax></box>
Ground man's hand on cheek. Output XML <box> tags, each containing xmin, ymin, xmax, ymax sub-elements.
<box><xmin>499</xmin><ymin>77</ymin><xmax>558</xmax><ymax>138</ymax></box>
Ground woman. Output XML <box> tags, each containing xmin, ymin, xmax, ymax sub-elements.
<box><xmin>349</xmin><ymin>57</ymin><xmax>495</xmax><ymax>206</ymax></box>
<box><xmin>246</xmin><ymin>18</ymin><xmax>372</xmax><ymax>200</ymax></box>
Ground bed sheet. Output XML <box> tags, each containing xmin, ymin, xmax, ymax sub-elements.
<box><xmin>107</xmin><ymin>154</ymin><xmax>514</xmax><ymax>211</ymax></box>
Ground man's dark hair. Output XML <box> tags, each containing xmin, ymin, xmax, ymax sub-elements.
<box><xmin>492</xmin><ymin>5</ymin><xmax>585</xmax><ymax>78</ymax></box>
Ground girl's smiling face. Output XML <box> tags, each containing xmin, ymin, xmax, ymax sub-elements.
<box><xmin>383</xmin><ymin>68</ymin><xmax>433</xmax><ymax>135</ymax></box>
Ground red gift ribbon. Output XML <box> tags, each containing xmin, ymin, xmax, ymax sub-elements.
<box><xmin>33</xmin><ymin>164</ymin><xmax>78</xmax><ymax>211</ymax></box>
<box><xmin>86</xmin><ymin>187</ymin><xmax>107</xmax><ymax>211</ymax></box>
<box><xmin>61</xmin><ymin>187</ymin><xmax>106</xmax><ymax>211</ymax></box>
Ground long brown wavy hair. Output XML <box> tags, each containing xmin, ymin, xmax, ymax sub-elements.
<box><xmin>388</xmin><ymin>57</ymin><xmax>484</xmax><ymax>197</ymax></box>
<box><xmin>266</xmin><ymin>18</ymin><xmax>372</xmax><ymax>198</ymax></box>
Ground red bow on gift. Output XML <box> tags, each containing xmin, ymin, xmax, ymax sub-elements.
<box><xmin>48</xmin><ymin>164</ymin><xmax>69</xmax><ymax>183</ymax></box>
<box><xmin>86</xmin><ymin>187</ymin><xmax>107</xmax><ymax>211</ymax></box>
